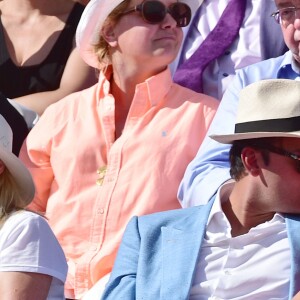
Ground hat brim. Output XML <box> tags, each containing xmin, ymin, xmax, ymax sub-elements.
<box><xmin>210</xmin><ymin>131</ymin><xmax>300</xmax><ymax>144</ymax></box>
<box><xmin>0</xmin><ymin>147</ymin><xmax>35</xmax><ymax>207</ymax></box>
<box><xmin>76</xmin><ymin>0</ymin><xmax>125</xmax><ymax>68</ymax></box>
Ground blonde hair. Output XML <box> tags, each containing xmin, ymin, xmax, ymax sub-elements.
<box><xmin>0</xmin><ymin>168</ymin><xmax>24</xmax><ymax>225</ymax></box>
<box><xmin>93</xmin><ymin>0</ymin><xmax>130</xmax><ymax>70</ymax></box>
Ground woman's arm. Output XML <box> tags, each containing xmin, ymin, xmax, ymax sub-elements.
<box><xmin>14</xmin><ymin>47</ymin><xmax>97</xmax><ymax>116</ymax></box>
<box><xmin>0</xmin><ymin>272</ymin><xmax>52</xmax><ymax>300</ymax></box>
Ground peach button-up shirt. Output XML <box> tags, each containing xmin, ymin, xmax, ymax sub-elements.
<box><xmin>21</xmin><ymin>67</ymin><xmax>218</xmax><ymax>299</ymax></box>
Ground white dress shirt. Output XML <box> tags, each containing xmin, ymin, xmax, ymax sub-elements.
<box><xmin>190</xmin><ymin>182</ymin><xmax>290</xmax><ymax>300</ymax></box>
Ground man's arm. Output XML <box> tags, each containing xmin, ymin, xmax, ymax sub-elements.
<box><xmin>178</xmin><ymin>71</ymin><xmax>245</xmax><ymax>207</ymax></box>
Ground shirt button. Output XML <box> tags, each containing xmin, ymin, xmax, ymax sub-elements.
<box><xmin>224</xmin><ymin>50</ymin><xmax>231</xmax><ymax>55</ymax></box>
<box><xmin>223</xmin><ymin>73</ymin><xmax>229</xmax><ymax>77</ymax></box>
<box><xmin>97</xmin><ymin>208</ymin><xmax>104</xmax><ymax>214</ymax></box>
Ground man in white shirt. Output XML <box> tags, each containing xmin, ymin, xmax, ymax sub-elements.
<box><xmin>172</xmin><ymin>0</ymin><xmax>287</xmax><ymax>100</ymax></box>
<box><xmin>102</xmin><ymin>79</ymin><xmax>300</xmax><ymax>299</ymax></box>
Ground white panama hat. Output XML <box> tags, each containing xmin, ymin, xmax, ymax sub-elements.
<box><xmin>76</xmin><ymin>0</ymin><xmax>202</xmax><ymax>68</ymax></box>
<box><xmin>0</xmin><ymin>115</ymin><xmax>35</xmax><ymax>206</ymax></box>
<box><xmin>210</xmin><ymin>79</ymin><xmax>300</xmax><ymax>144</ymax></box>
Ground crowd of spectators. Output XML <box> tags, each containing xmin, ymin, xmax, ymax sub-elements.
<box><xmin>1</xmin><ymin>0</ymin><xmax>300</xmax><ymax>299</ymax></box>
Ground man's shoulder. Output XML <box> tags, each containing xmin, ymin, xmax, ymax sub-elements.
<box><xmin>240</xmin><ymin>52</ymin><xmax>288</xmax><ymax>75</ymax></box>
<box><xmin>231</xmin><ymin>52</ymin><xmax>290</xmax><ymax>87</ymax></box>
<box><xmin>171</xmin><ymin>83</ymin><xmax>219</xmax><ymax>108</ymax></box>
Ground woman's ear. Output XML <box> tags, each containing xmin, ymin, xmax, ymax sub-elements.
<box><xmin>241</xmin><ymin>147</ymin><xmax>260</xmax><ymax>177</ymax></box>
<box><xmin>101</xmin><ymin>22</ymin><xmax>118</xmax><ymax>48</ymax></box>
<box><xmin>0</xmin><ymin>160</ymin><xmax>5</xmax><ymax>175</ymax></box>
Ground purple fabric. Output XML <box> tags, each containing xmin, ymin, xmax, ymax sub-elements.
<box><xmin>173</xmin><ymin>0</ymin><xmax>247</xmax><ymax>93</ymax></box>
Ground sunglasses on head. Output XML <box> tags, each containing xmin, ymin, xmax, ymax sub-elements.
<box><xmin>122</xmin><ymin>0</ymin><xmax>192</xmax><ymax>27</ymax></box>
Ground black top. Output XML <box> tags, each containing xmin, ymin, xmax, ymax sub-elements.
<box><xmin>0</xmin><ymin>93</ymin><xmax>29</xmax><ymax>155</ymax></box>
<box><xmin>0</xmin><ymin>2</ymin><xmax>84</xmax><ymax>98</ymax></box>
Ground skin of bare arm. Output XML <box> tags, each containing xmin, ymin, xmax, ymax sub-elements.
<box><xmin>0</xmin><ymin>0</ymin><xmax>98</xmax><ymax>116</ymax></box>
<box><xmin>0</xmin><ymin>272</ymin><xmax>52</xmax><ymax>300</ymax></box>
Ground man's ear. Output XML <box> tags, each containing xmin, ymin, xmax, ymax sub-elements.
<box><xmin>0</xmin><ymin>160</ymin><xmax>5</xmax><ymax>175</ymax></box>
<box><xmin>101</xmin><ymin>22</ymin><xmax>118</xmax><ymax>48</ymax></box>
<box><xmin>241</xmin><ymin>147</ymin><xmax>260</xmax><ymax>177</ymax></box>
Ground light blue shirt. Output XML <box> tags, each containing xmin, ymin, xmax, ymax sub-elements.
<box><xmin>178</xmin><ymin>51</ymin><xmax>300</xmax><ymax>207</ymax></box>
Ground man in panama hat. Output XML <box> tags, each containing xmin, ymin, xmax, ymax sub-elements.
<box><xmin>179</xmin><ymin>0</ymin><xmax>300</xmax><ymax>209</ymax></box>
<box><xmin>102</xmin><ymin>79</ymin><xmax>300</xmax><ymax>299</ymax></box>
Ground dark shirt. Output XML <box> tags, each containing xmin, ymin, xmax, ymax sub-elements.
<box><xmin>0</xmin><ymin>3</ymin><xmax>84</xmax><ymax>98</ymax></box>
<box><xmin>0</xmin><ymin>93</ymin><xmax>28</xmax><ymax>155</ymax></box>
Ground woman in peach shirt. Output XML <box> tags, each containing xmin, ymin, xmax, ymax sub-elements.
<box><xmin>21</xmin><ymin>0</ymin><xmax>218</xmax><ymax>298</ymax></box>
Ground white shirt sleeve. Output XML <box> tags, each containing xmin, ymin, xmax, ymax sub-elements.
<box><xmin>0</xmin><ymin>210</ymin><xmax>67</xmax><ymax>283</ymax></box>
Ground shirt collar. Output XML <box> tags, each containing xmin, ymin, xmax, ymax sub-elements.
<box><xmin>96</xmin><ymin>66</ymin><xmax>173</xmax><ymax>107</ymax></box>
<box><xmin>277</xmin><ymin>51</ymin><xmax>300</xmax><ymax>79</ymax></box>
<box><xmin>291</xmin><ymin>57</ymin><xmax>300</xmax><ymax>74</ymax></box>
<box><xmin>139</xmin><ymin>67</ymin><xmax>173</xmax><ymax>106</ymax></box>
<box><xmin>206</xmin><ymin>181</ymin><xmax>234</xmax><ymax>227</ymax></box>
<box><xmin>97</xmin><ymin>66</ymin><xmax>113</xmax><ymax>104</ymax></box>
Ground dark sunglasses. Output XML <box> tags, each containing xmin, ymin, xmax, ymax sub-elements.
<box><xmin>257</xmin><ymin>144</ymin><xmax>300</xmax><ymax>173</ymax></box>
<box><xmin>122</xmin><ymin>1</ymin><xmax>192</xmax><ymax>27</ymax></box>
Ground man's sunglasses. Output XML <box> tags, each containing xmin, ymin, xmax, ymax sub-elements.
<box><xmin>256</xmin><ymin>144</ymin><xmax>300</xmax><ymax>173</ymax></box>
<box><xmin>122</xmin><ymin>1</ymin><xmax>192</xmax><ymax>27</ymax></box>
